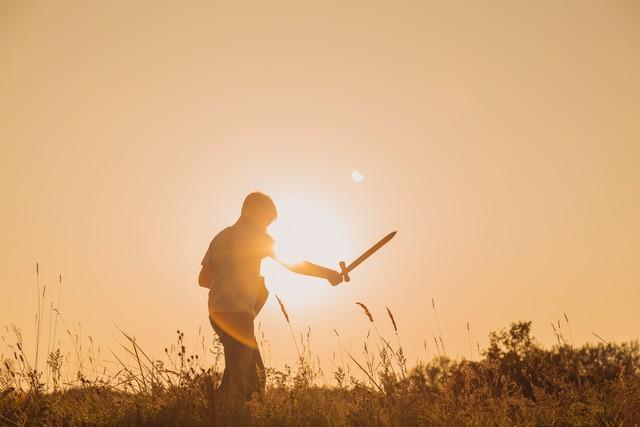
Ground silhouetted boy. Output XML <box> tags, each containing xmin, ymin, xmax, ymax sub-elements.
<box><xmin>199</xmin><ymin>192</ymin><xmax>342</xmax><ymax>401</ymax></box>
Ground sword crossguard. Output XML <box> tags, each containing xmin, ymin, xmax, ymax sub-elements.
<box><xmin>339</xmin><ymin>261</ymin><xmax>350</xmax><ymax>282</ymax></box>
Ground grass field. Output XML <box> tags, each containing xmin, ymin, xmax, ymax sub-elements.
<box><xmin>2</xmin><ymin>296</ymin><xmax>639</xmax><ymax>427</ymax></box>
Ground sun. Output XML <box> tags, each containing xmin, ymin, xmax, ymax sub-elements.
<box><xmin>261</xmin><ymin>195</ymin><xmax>354</xmax><ymax>308</ymax></box>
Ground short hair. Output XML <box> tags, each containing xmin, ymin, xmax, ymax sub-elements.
<box><xmin>241</xmin><ymin>192</ymin><xmax>278</xmax><ymax>223</ymax></box>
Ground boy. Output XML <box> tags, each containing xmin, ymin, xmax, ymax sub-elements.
<box><xmin>199</xmin><ymin>192</ymin><xmax>342</xmax><ymax>400</ymax></box>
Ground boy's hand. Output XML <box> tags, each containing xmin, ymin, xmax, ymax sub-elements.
<box><xmin>327</xmin><ymin>270</ymin><xmax>343</xmax><ymax>286</ymax></box>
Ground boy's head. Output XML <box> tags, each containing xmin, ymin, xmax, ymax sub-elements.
<box><xmin>240</xmin><ymin>192</ymin><xmax>278</xmax><ymax>228</ymax></box>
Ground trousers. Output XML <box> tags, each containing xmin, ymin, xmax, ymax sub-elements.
<box><xmin>209</xmin><ymin>312</ymin><xmax>265</xmax><ymax>401</ymax></box>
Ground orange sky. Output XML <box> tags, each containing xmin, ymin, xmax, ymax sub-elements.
<box><xmin>2</xmin><ymin>1</ymin><xmax>639</xmax><ymax>375</ymax></box>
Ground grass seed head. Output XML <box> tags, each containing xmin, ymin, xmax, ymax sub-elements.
<box><xmin>275</xmin><ymin>295</ymin><xmax>290</xmax><ymax>324</ymax></box>
<box><xmin>356</xmin><ymin>302</ymin><xmax>373</xmax><ymax>323</ymax></box>
<box><xmin>386</xmin><ymin>307</ymin><xmax>398</xmax><ymax>333</ymax></box>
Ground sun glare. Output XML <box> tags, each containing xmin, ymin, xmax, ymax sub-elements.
<box><xmin>262</xmin><ymin>195</ymin><xmax>353</xmax><ymax>308</ymax></box>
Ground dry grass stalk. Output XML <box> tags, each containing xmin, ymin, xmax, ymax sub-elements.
<box><xmin>467</xmin><ymin>321</ymin><xmax>472</xmax><ymax>360</ymax></box>
<box><xmin>431</xmin><ymin>298</ymin><xmax>446</xmax><ymax>357</ymax></box>
<box><xmin>35</xmin><ymin>262</ymin><xmax>42</xmax><ymax>371</ymax></box>
<box><xmin>433</xmin><ymin>336</ymin><xmax>441</xmax><ymax>358</ymax></box>
<box><xmin>275</xmin><ymin>295</ymin><xmax>301</xmax><ymax>361</ymax></box>
<box><xmin>564</xmin><ymin>312</ymin><xmax>574</xmax><ymax>346</ymax></box>
<box><xmin>591</xmin><ymin>331</ymin><xmax>608</xmax><ymax>345</ymax></box>
<box><xmin>346</xmin><ymin>352</ymin><xmax>383</xmax><ymax>393</ymax></box>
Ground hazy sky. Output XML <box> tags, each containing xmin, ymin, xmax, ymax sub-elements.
<box><xmin>2</xmin><ymin>1</ymin><xmax>639</xmax><ymax>375</ymax></box>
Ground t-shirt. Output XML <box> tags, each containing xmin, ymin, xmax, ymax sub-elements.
<box><xmin>201</xmin><ymin>221</ymin><xmax>274</xmax><ymax>316</ymax></box>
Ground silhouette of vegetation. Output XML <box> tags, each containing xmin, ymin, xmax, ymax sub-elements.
<box><xmin>2</xmin><ymin>269</ymin><xmax>638</xmax><ymax>425</ymax></box>
<box><xmin>2</xmin><ymin>318</ymin><xmax>639</xmax><ymax>426</ymax></box>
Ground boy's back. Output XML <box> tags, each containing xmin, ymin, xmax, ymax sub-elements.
<box><xmin>201</xmin><ymin>221</ymin><xmax>274</xmax><ymax>316</ymax></box>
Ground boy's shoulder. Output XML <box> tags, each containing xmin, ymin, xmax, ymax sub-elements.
<box><xmin>205</xmin><ymin>223</ymin><xmax>274</xmax><ymax>262</ymax></box>
<box><xmin>231</xmin><ymin>223</ymin><xmax>274</xmax><ymax>253</ymax></box>
<box><xmin>214</xmin><ymin>223</ymin><xmax>273</xmax><ymax>246</ymax></box>
<box><xmin>209</xmin><ymin>226</ymin><xmax>233</xmax><ymax>245</ymax></box>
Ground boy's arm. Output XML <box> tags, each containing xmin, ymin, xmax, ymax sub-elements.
<box><xmin>265</xmin><ymin>234</ymin><xmax>342</xmax><ymax>285</ymax></box>
<box><xmin>273</xmin><ymin>257</ymin><xmax>343</xmax><ymax>286</ymax></box>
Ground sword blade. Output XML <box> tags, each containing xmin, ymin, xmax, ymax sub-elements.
<box><xmin>345</xmin><ymin>231</ymin><xmax>396</xmax><ymax>274</ymax></box>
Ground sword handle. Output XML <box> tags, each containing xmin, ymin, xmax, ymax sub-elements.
<box><xmin>339</xmin><ymin>261</ymin><xmax>350</xmax><ymax>282</ymax></box>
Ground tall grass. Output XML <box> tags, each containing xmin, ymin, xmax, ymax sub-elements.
<box><xmin>1</xmin><ymin>266</ymin><xmax>639</xmax><ymax>426</ymax></box>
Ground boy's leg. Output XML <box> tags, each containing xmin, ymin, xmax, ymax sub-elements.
<box><xmin>210</xmin><ymin>317</ymin><xmax>233</xmax><ymax>393</ymax></box>
<box><xmin>210</xmin><ymin>313</ymin><xmax>261</xmax><ymax>401</ymax></box>
<box><xmin>250</xmin><ymin>346</ymin><xmax>266</xmax><ymax>396</ymax></box>
<box><xmin>233</xmin><ymin>314</ymin><xmax>263</xmax><ymax>400</ymax></box>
